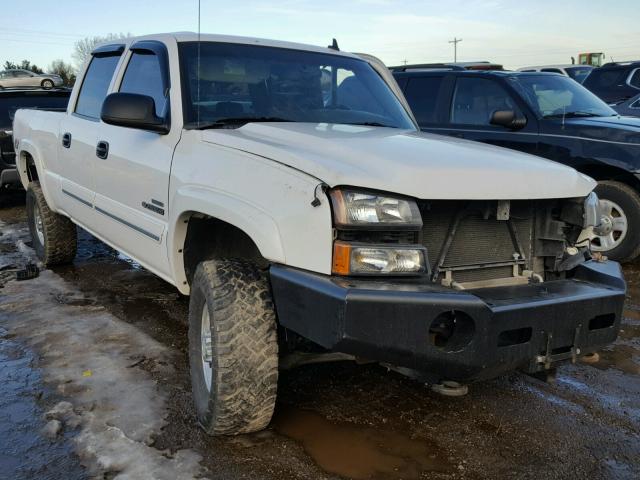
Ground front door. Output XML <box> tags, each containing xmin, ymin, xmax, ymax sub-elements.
<box><xmin>92</xmin><ymin>42</ymin><xmax>178</xmax><ymax>277</ymax></box>
<box><xmin>445</xmin><ymin>76</ymin><xmax>539</xmax><ymax>156</ymax></box>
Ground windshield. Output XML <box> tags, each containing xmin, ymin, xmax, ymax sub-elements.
<box><xmin>512</xmin><ymin>75</ymin><xmax>617</xmax><ymax>118</ymax></box>
<box><xmin>178</xmin><ymin>42</ymin><xmax>415</xmax><ymax>129</ymax></box>
<box><xmin>0</xmin><ymin>94</ymin><xmax>69</xmax><ymax>129</ymax></box>
<box><xmin>565</xmin><ymin>66</ymin><xmax>593</xmax><ymax>84</ymax></box>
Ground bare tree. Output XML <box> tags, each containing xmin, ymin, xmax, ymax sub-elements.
<box><xmin>72</xmin><ymin>33</ymin><xmax>131</xmax><ymax>69</ymax></box>
<box><xmin>3</xmin><ymin>60</ymin><xmax>44</xmax><ymax>74</ymax></box>
<box><xmin>48</xmin><ymin>59</ymin><xmax>77</xmax><ymax>86</ymax></box>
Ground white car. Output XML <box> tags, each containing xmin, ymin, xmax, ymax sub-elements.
<box><xmin>517</xmin><ymin>64</ymin><xmax>594</xmax><ymax>84</ymax></box>
<box><xmin>0</xmin><ymin>69</ymin><xmax>63</xmax><ymax>89</ymax></box>
<box><xmin>12</xmin><ymin>33</ymin><xmax>625</xmax><ymax>435</ymax></box>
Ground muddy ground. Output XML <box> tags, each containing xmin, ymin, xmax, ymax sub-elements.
<box><xmin>1</xmin><ymin>190</ymin><xmax>640</xmax><ymax>480</ymax></box>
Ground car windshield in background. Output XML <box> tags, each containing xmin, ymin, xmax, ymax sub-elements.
<box><xmin>565</xmin><ymin>66</ymin><xmax>593</xmax><ymax>84</ymax></box>
<box><xmin>178</xmin><ymin>42</ymin><xmax>415</xmax><ymax>130</ymax></box>
<box><xmin>0</xmin><ymin>94</ymin><xmax>69</xmax><ymax>128</ymax></box>
<box><xmin>512</xmin><ymin>75</ymin><xmax>617</xmax><ymax>118</ymax></box>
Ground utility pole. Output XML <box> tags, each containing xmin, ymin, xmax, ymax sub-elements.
<box><xmin>401</xmin><ymin>59</ymin><xmax>408</xmax><ymax>66</ymax></box>
<box><xmin>449</xmin><ymin>37</ymin><xmax>462</xmax><ymax>63</ymax></box>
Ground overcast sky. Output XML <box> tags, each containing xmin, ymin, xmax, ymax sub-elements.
<box><xmin>1</xmin><ymin>0</ymin><xmax>638</xmax><ymax>71</ymax></box>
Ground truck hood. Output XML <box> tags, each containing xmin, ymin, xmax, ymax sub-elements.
<box><xmin>201</xmin><ymin>123</ymin><xmax>595</xmax><ymax>200</ymax></box>
<box><xmin>540</xmin><ymin>115</ymin><xmax>640</xmax><ymax>148</ymax></box>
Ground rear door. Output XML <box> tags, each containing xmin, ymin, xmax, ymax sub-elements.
<box><xmin>57</xmin><ymin>45</ymin><xmax>124</xmax><ymax>224</ymax></box>
<box><xmin>445</xmin><ymin>76</ymin><xmax>539</xmax><ymax>155</ymax></box>
<box><xmin>401</xmin><ymin>75</ymin><xmax>453</xmax><ymax>133</ymax></box>
<box><xmin>92</xmin><ymin>40</ymin><xmax>178</xmax><ymax>276</ymax></box>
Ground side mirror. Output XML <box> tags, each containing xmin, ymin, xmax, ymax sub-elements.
<box><xmin>490</xmin><ymin>110</ymin><xmax>527</xmax><ymax>130</ymax></box>
<box><xmin>101</xmin><ymin>92</ymin><xmax>169</xmax><ymax>134</ymax></box>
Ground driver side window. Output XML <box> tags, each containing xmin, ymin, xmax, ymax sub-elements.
<box><xmin>119</xmin><ymin>51</ymin><xmax>168</xmax><ymax>117</ymax></box>
<box><xmin>451</xmin><ymin>77</ymin><xmax>520</xmax><ymax>126</ymax></box>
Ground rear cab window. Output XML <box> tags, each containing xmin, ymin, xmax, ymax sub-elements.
<box><xmin>74</xmin><ymin>47</ymin><xmax>124</xmax><ymax>119</ymax></box>
<box><xmin>0</xmin><ymin>93</ymin><xmax>70</xmax><ymax>129</ymax></box>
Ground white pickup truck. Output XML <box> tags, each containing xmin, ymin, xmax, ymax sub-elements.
<box><xmin>13</xmin><ymin>33</ymin><xmax>625</xmax><ymax>435</ymax></box>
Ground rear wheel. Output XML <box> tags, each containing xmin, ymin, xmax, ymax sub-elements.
<box><xmin>188</xmin><ymin>259</ymin><xmax>278</xmax><ymax>435</ymax></box>
<box><xmin>26</xmin><ymin>182</ymin><xmax>77</xmax><ymax>266</ymax></box>
<box><xmin>41</xmin><ymin>79</ymin><xmax>54</xmax><ymax>89</ymax></box>
<box><xmin>591</xmin><ymin>181</ymin><xmax>640</xmax><ymax>263</ymax></box>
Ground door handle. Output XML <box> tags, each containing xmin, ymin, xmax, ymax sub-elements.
<box><xmin>62</xmin><ymin>132</ymin><xmax>71</xmax><ymax>148</ymax></box>
<box><xmin>449</xmin><ymin>132</ymin><xmax>465</xmax><ymax>138</ymax></box>
<box><xmin>96</xmin><ymin>141</ymin><xmax>109</xmax><ymax>159</ymax></box>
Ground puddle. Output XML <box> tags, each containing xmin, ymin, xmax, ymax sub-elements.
<box><xmin>272</xmin><ymin>406</ymin><xmax>452</xmax><ymax>479</ymax></box>
<box><xmin>592</xmin><ymin>345</ymin><xmax>640</xmax><ymax>375</ymax></box>
<box><xmin>0</xmin><ymin>327</ymin><xmax>87</xmax><ymax>480</ymax></box>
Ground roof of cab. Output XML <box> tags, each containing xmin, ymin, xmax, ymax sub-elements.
<box><xmin>392</xmin><ymin>69</ymin><xmax>563</xmax><ymax>79</ymax></box>
<box><xmin>96</xmin><ymin>32</ymin><xmax>361</xmax><ymax>59</ymax></box>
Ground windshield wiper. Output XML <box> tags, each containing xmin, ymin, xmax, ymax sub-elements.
<box><xmin>347</xmin><ymin>121</ymin><xmax>397</xmax><ymax>128</ymax></box>
<box><xmin>192</xmin><ymin>116</ymin><xmax>293</xmax><ymax>129</ymax></box>
<box><xmin>543</xmin><ymin>111</ymin><xmax>602</xmax><ymax>119</ymax></box>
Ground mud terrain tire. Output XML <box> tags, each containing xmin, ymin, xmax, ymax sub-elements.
<box><xmin>26</xmin><ymin>182</ymin><xmax>77</xmax><ymax>267</ymax></box>
<box><xmin>188</xmin><ymin>259</ymin><xmax>278</xmax><ymax>435</ymax></box>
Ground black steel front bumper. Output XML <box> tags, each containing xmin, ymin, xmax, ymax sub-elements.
<box><xmin>270</xmin><ymin>261</ymin><xmax>626</xmax><ymax>382</ymax></box>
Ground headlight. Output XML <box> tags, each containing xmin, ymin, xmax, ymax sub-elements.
<box><xmin>332</xmin><ymin>242</ymin><xmax>427</xmax><ymax>275</ymax></box>
<box><xmin>330</xmin><ymin>189</ymin><xmax>422</xmax><ymax>228</ymax></box>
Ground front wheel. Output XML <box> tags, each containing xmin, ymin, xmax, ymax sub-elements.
<box><xmin>41</xmin><ymin>79</ymin><xmax>54</xmax><ymax>89</ymax></box>
<box><xmin>590</xmin><ymin>181</ymin><xmax>640</xmax><ymax>263</ymax></box>
<box><xmin>188</xmin><ymin>259</ymin><xmax>278</xmax><ymax>435</ymax></box>
<box><xmin>26</xmin><ymin>182</ymin><xmax>77</xmax><ymax>266</ymax></box>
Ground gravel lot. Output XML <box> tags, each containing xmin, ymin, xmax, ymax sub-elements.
<box><xmin>2</xmin><ymin>191</ymin><xmax>640</xmax><ymax>480</ymax></box>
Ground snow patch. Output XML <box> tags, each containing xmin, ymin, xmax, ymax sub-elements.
<box><xmin>0</xmin><ymin>221</ymin><xmax>206</xmax><ymax>479</ymax></box>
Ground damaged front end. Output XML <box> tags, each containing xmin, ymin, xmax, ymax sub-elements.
<box><xmin>422</xmin><ymin>192</ymin><xmax>610</xmax><ymax>291</ymax></box>
<box><xmin>270</xmin><ymin>190</ymin><xmax>625</xmax><ymax>384</ymax></box>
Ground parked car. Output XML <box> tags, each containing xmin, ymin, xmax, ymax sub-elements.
<box><xmin>0</xmin><ymin>88</ymin><xmax>70</xmax><ymax>189</ymax></box>
<box><xmin>394</xmin><ymin>68</ymin><xmax>640</xmax><ymax>262</ymax></box>
<box><xmin>612</xmin><ymin>92</ymin><xmax>640</xmax><ymax>117</ymax></box>
<box><xmin>583</xmin><ymin>61</ymin><xmax>640</xmax><ymax>105</ymax></box>
<box><xmin>0</xmin><ymin>69</ymin><xmax>64</xmax><ymax>89</ymax></box>
<box><xmin>13</xmin><ymin>33</ymin><xmax>625</xmax><ymax>435</ymax></box>
<box><xmin>517</xmin><ymin>64</ymin><xmax>594</xmax><ymax>84</ymax></box>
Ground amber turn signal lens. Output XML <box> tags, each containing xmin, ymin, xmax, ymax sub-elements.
<box><xmin>332</xmin><ymin>242</ymin><xmax>352</xmax><ymax>275</ymax></box>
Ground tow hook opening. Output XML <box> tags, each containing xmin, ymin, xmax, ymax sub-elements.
<box><xmin>428</xmin><ymin>310</ymin><xmax>475</xmax><ymax>352</ymax></box>
<box><xmin>498</xmin><ymin>327</ymin><xmax>532</xmax><ymax>347</ymax></box>
<box><xmin>589</xmin><ymin>313</ymin><xmax>616</xmax><ymax>331</ymax></box>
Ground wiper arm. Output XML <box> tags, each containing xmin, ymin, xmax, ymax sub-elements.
<box><xmin>192</xmin><ymin>116</ymin><xmax>293</xmax><ymax>129</ymax></box>
<box><xmin>347</xmin><ymin>121</ymin><xmax>397</xmax><ymax>128</ymax></box>
<box><xmin>544</xmin><ymin>111</ymin><xmax>602</xmax><ymax>119</ymax></box>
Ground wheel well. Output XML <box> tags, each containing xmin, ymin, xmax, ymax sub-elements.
<box><xmin>22</xmin><ymin>151</ymin><xmax>38</xmax><ymax>182</ymax></box>
<box><xmin>182</xmin><ymin>214</ymin><xmax>268</xmax><ymax>284</ymax></box>
<box><xmin>578</xmin><ymin>165</ymin><xmax>640</xmax><ymax>192</ymax></box>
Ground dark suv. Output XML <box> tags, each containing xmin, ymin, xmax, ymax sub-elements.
<box><xmin>583</xmin><ymin>61</ymin><xmax>640</xmax><ymax>105</ymax></box>
<box><xmin>0</xmin><ymin>88</ymin><xmax>70</xmax><ymax>189</ymax></box>
<box><xmin>393</xmin><ymin>68</ymin><xmax>640</xmax><ymax>262</ymax></box>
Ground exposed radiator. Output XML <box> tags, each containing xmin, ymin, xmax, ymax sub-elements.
<box><xmin>420</xmin><ymin>200</ymin><xmax>537</xmax><ymax>286</ymax></box>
